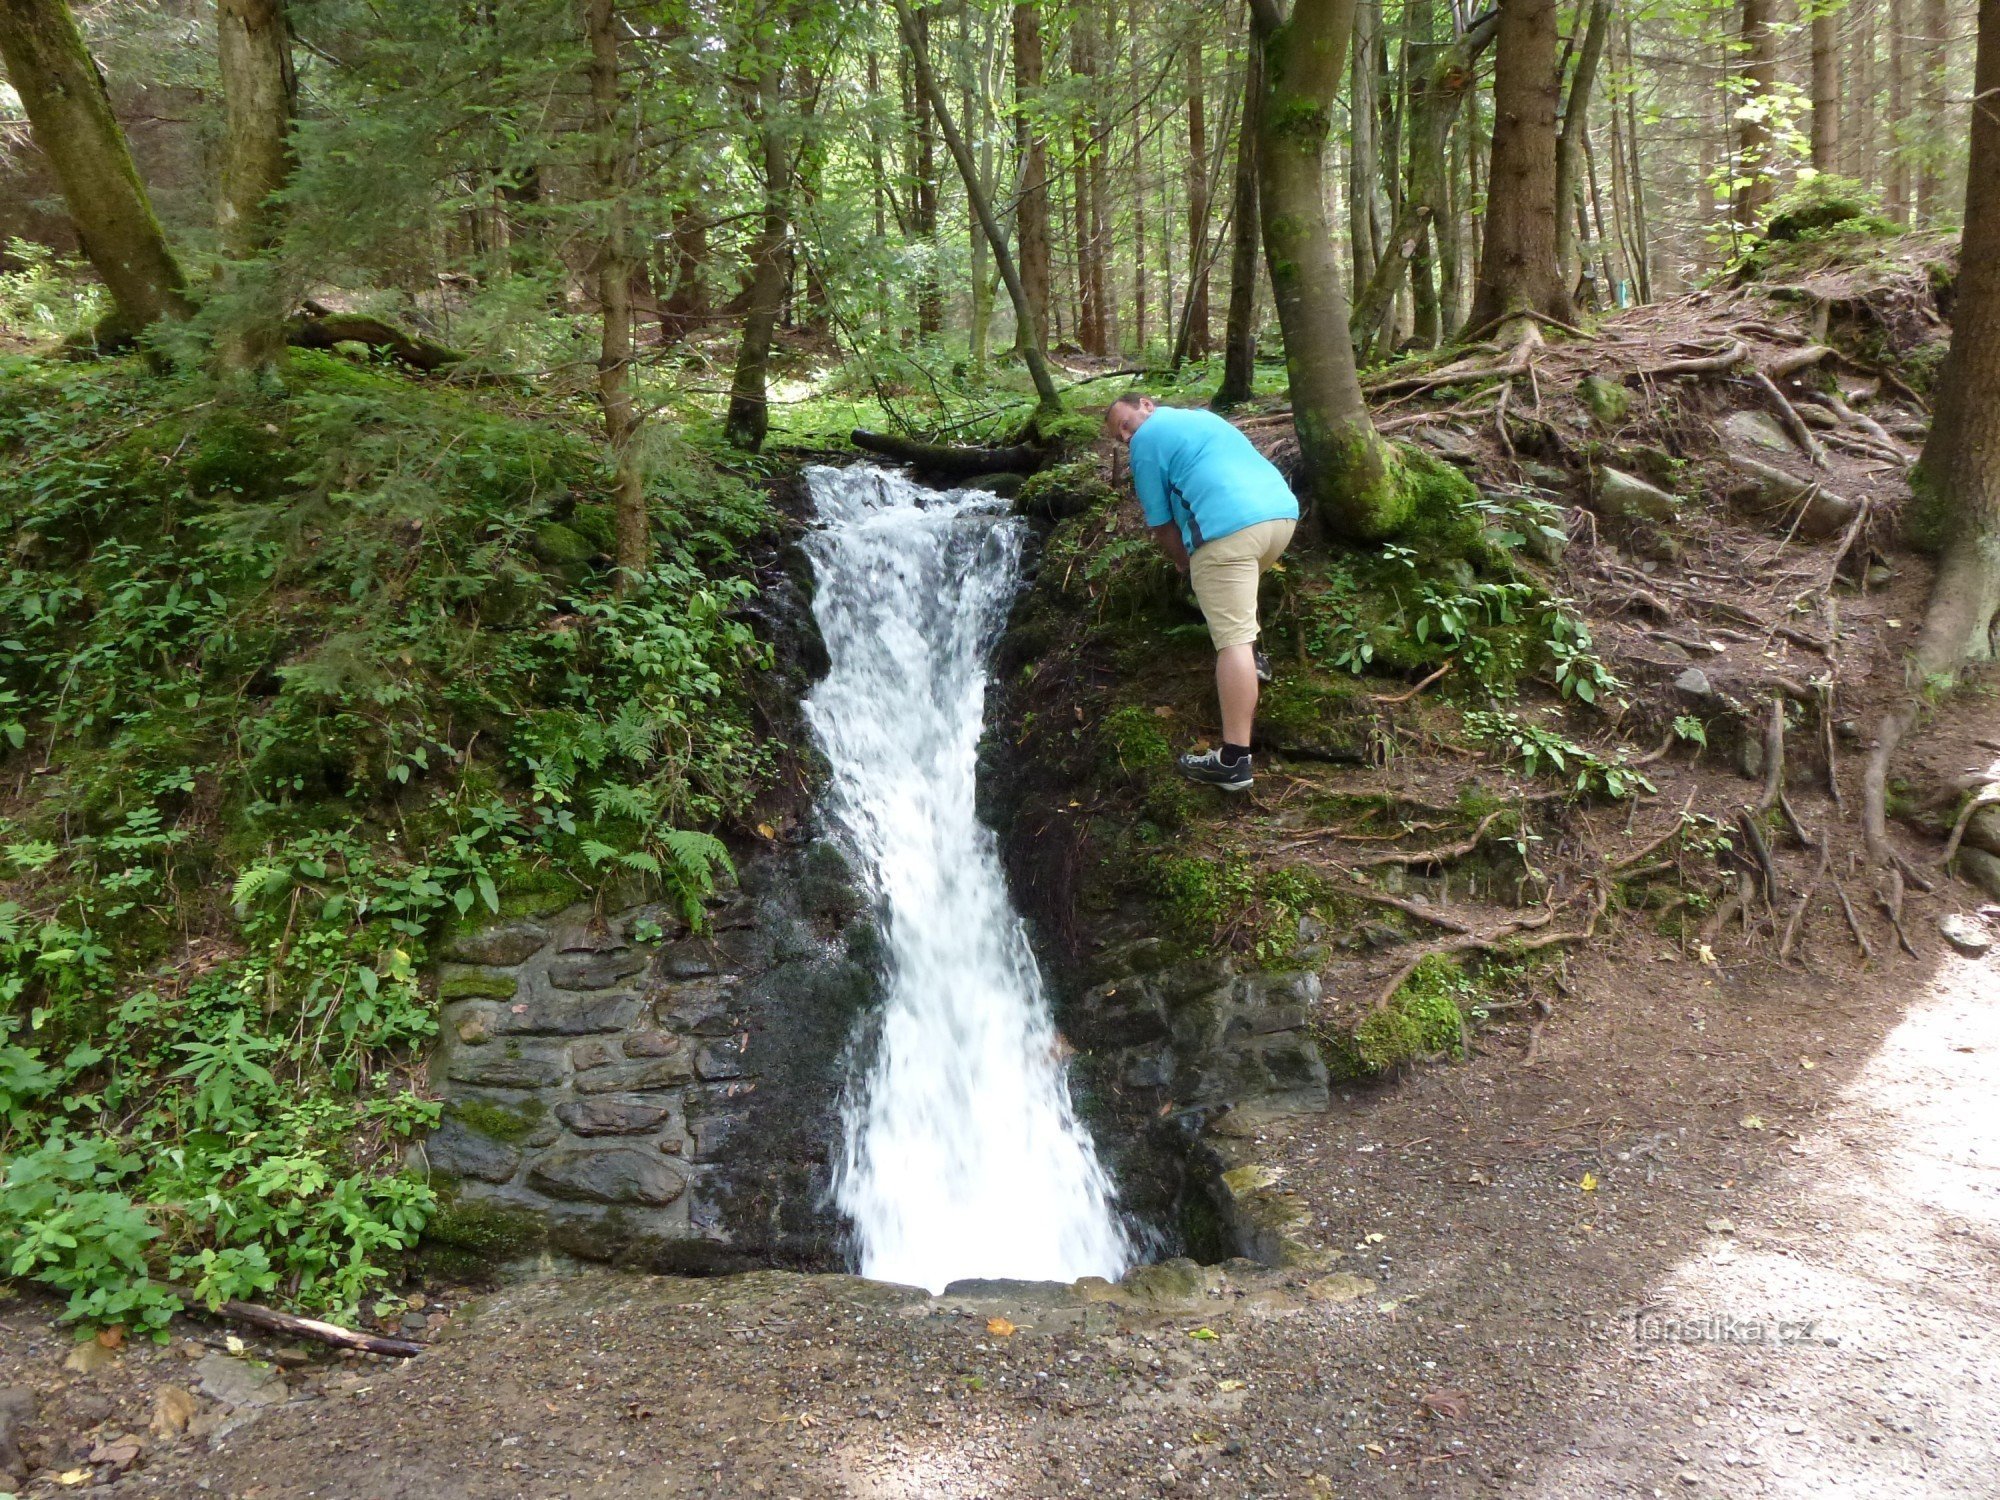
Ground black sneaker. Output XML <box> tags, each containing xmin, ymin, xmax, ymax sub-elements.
<box><xmin>1254</xmin><ymin>649</ymin><xmax>1272</xmax><ymax>683</ymax></box>
<box><xmin>1178</xmin><ymin>748</ymin><xmax>1253</xmax><ymax>792</ymax></box>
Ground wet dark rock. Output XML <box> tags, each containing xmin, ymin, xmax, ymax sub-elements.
<box><xmin>695</xmin><ymin>1035</ymin><xmax>748</xmax><ymax>1081</ymax></box>
<box><xmin>547</xmin><ymin>949</ymin><xmax>648</xmax><ymax>990</ymax></box>
<box><xmin>490</xmin><ymin>991</ymin><xmax>641</xmax><ymax>1036</ymax></box>
<box><xmin>653</xmin><ymin>977</ymin><xmax>736</xmax><ymax>1034</ymax></box>
<box><xmin>622</xmin><ymin>1030</ymin><xmax>683</xmax><ymax>1058</ymax></box>
<box><xmin>570</xmin><ymin>1054</ymin><xmax>696</xmax><ymax>1094</ymax></box>
<box><xmin>0</xmin><ymin>1384</ymin><xmax>34</xmax><ymax>1482</ymax></box>
<box><xmin>555</xmin><ymin>1098</ymin><xmax>675</xmax><ymax>1136</ymax></box>
<box><xmin>656</xmin><ymin>937</ymin><xmax>722</xmax><ymax>978</ymax></box>
<box><xmin>527</xmin><ymin>1148</ymin><xmax>685</xmax><ymax>1205</ymax></box>
<box><xmin>421</xmin><ymin>1119</ymin><xmax>522</xmax><ymax>1183</ymax></box>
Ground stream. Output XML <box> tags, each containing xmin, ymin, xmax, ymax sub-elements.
<box><xmin>803</xmin><ymin>463</ymin><xmax>1132</xmax><ymax>1293</ymax></box>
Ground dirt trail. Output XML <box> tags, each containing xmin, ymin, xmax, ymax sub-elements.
<box><xmin>5</xmin><ymin>903</ymin><xmax>1993</xmax><ymax>1498</ymax></box>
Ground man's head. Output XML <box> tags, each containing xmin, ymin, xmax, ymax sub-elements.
<box><xmin>1104</xmin><ymin>392</ymin><xmax>1157</xmax><ymax>446</ymax></box>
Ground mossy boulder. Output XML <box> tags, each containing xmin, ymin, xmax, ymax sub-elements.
<box><xmin>1579</xmin><ymin>376</ymin><xmax>1632</xmax><ymax>428</ymax></box>
<box><xmin>531</xmin><ymin>521</ymin><xmax>596</xmax><ymax>568</ymax></box>
<box><xmin>1017</xmin><ymin>459</ymin><xmax>1116</xmax><ymax>521</ymax></box>
<box><xmin>1350</xmin><ymin>955</ymin><xmax>1468</xmax><ymax>1072</ymax></box>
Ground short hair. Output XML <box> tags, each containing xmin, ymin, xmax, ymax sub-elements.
<box><xmin>1107</xmin><ymin>391</ymin><xmax>1151</xmax><ymax>414</ymax></box>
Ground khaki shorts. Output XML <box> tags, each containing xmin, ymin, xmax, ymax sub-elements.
<box><xmin>1189</xmin><ymin>518</ymin><xmax>1295</xmax><ymax>650</ymax></box>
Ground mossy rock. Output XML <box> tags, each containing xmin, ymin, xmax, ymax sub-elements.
<box><xmin>567</xmin><ymin>502</ymin><xmax>619</xmax><ymax>554</ymax></box>
<box><xmin>1579</xmin><ymin>376</ymin><xmax>1631</xmax><ymax>428</ymax></box>
<box><xmin>1017</xmin><ymin>459</ymin><xmax>1115</xmax><ymax>521</ymax></box>
<box><xmin>1098</xmin><ymin>704</ymin><xmax>1173</xmax><ymax>777</ymax></box>
<box><xmin>1386</xmin><ymin>443</ymin><xmax>1492</xmax><ymax>563</ymax></box>
<box><xmin>447</xmin><ymin>1095</ymin><xmax>546</xmax><ymax>1144</ymax></box>
<box><xmin>1350</xmin><ymin>955</ymin><xmax>1468</xmax><ymax>1072</ymax></box>
<box><xmin>437</xmin><ymin>966</ymin><xmax>519</xmax><ymax>1001</ymax></box>
<box><xmin>1767</xmin><ymin>195</ymin><xmax>1869</xmax><ymax>242</ymax></box>
<box><xmin>419</xmin><ymin>1194</ymin><xmax>549</xmax><ymax>1277</ymax></box>
<box><xmin>1023</xmin><ymin>405</ymin><xmax>1102</xmax><ymax>453</ymax></box>
<box><xmin>531</xmin><ymin>521</ymin><xmax>596</xmax><ymax>568</ymax></box>
<box><xmin>1255</xmin><ymin>676</ymin><xmax>1374</xmax><ymax>762</ymax></box>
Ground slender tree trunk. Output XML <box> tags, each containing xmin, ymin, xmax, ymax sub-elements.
<box><xmin>214</xmin><ymin>0</ymin><xmax>295</xmax><ymax>375</ymax></box>
<box><xmin>0</xmin><ymin>0</ymin><xmax>192</xmax><ymax>342</ymax></box>
<box><xmin>1736</xmin><ymin>0</ymin><xmax>1777</xmax><ymax>226</ymax></box>
<box><xmin>1184</xmin><ymin>36</ymin><xmax>1212</xmax><ymax>359</ymax></box>
<box><xmin>1214</xmin><ymin>32</ymin><xmax>1261</xmax><ymax>409</ymax></box>
<box><xmin>1553</xmin><ymin>0</ymin><xmax>1611</xmax><ymax>295</ymax></box>
<box><xmin>891</xmin><ymin>0</ymin><xmax>1061</xmax><ymax>410</ymax></box>
<box><xmin>1248</xmin><ymin>0</ymin><xmax>1405</xmax><ymax>541</ymax></box>
<box><xmin>1811</xmin><ymin>7</ymin><xmax>1841</xmax><ymax>173</ymax></box>
<box><xmin>581</xmin><ymin>0</ymin><xmax>648</xmax><ymax>576</ymax></box>
<box><xmin>1465</xmin><ymin>0</ymin><xmax>1572</xmax><ymax>335</ymax></box>
<box><xmin>1621</xmin><ymin>9</ymin><xmax>1649</xmax><ymax>300</ymax></box>
<box><xmin>912</xmin><ymin>4</ymin><xmax>942</xmax><ymax>336</ymax></box>
<box><xmin>1844</xmin><ymin>0</ymin><xmax>1872</xmax><ymax>184</ymax></box>
<box><xmin>1916</xmin><ymin>0</ymin><xmax>1949</xmax><ymax>219</ymax></box>
<box><xmin>1012</xmin><ymin>4</ymin><xmax>1051</xmax><ymax>352</ymax></box>
<box><xmin>725</xmin><ymin>45</ymin><xmax>796</xmax><ymax>451</ymax></box>
<box><xmin>1889</xmin><ymin>0</ymin><xmax>1911</xmax><ymax>222</ymax></box>
<box><xmin>1128</xmin><ymin>0</ymin><xmax>1146</xmax><ymax>352</ymax></box>
<box><xmin>1349</xmin><ymin>0</ymin><xmax>1382</xmax><ymax>304</ymax></box>
<box><xmin>661</xmin><ymin>201</ymin><xmax>709</xmax><ymax>345</ymax></box>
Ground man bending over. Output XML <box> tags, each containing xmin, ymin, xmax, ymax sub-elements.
<box><xmin>1105</xmin><ymin>393</ymin><xmax>1298</xmax><ymax>792</ymax></box>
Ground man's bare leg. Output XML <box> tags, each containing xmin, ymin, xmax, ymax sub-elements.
<box><xmin>1217</xmin><ymin>642</ymin><xmax>1258</xmax><ymax>748</ymax></box>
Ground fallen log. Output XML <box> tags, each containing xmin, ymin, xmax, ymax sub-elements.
<box><xmin>849</xmin><ymin>429</ymin><xmax>1047</xmax><ymax>478</ymax></box>
<box><xmin>171</xmin><ymin>1287</ymin><xmax>423</xmax><ymax>1358</ymax></box>
<box><xmin>287</xmin><ymin>306</ymin><xmax>467</xmax><ymax>373</ymax></box>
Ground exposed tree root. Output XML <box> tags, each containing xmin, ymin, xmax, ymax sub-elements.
<box><xmin>1366</xmin><ymin>880</ymin><xmax>1610</xmax><ymax>1011</ymax></box>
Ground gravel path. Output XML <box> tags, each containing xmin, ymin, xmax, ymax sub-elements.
<box><xmin>5</xmin><ymin>931</ymin><xmax>1996</xmax><ymax>1499</ymax></box>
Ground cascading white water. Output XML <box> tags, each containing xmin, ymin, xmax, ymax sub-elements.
<box><xmin>805</xmin><ymin>463</ymin><xmax>1131</xmax><ymax>1293</ymax></box>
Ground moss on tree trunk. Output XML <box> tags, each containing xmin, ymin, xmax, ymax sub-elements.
<box><xmin>0</xmin><ymin>0</ymin><xmax>191</xmax><ymax>341</ymax></box>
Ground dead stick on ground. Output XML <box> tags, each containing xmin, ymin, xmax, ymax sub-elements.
<box><xmin>1371</xmin><ymin>660</ymin><xmax>1454</xmax><ymax>705</ymax></box>
<box><xmin>170</xmin><ymin>1289</ymin><xmax>423</xmax><ymax>1358</ymax></box>
<box><xmin>1609</xmin><ymin>792</ymin><xmax>1696</xmax><ymax>870</ymax></box>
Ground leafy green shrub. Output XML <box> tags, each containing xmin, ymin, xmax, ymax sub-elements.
<box><xmin>1462</xmin><ymin>709</ymin><xmax>1657</xmax><ymax>800</ymax></box>
<box><xmin>0</xmin><ymin>352</ymin><xmax>778</xmax><ymax>1328</ymax></box>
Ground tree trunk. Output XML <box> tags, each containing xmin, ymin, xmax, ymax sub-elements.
<box><xmin>1889</xmin><ymin>0</ymin><xmax>1911</xmax><ymax>222</ymax></box>
<box><xmin>661</xmin><ymin>200</ymin><xmax>709</xmax><ymax>345</ymax></box>
<box><xmin>1866</xmin><ymin>0</ymin><xmax>2000</xmax><ymax>862</ymax></box>
<box><xmin>1909</xmin><ymin>0</ymin><xmax>2000</xmax><ymax>667</ymax></box>
<box><xmin>1621</xmin><ymin>9</ymin><xmax>1650</xmax><ymax>301</ymax></box>
<box><xmin>1916</xmin><ymin>0</ymin><xmax>1949</xmax><ymax>220</ymax></box>
<box><xmin>581</xmin><ymin>0</ymin><xmax>648</xmax><ymax>576</ymax></box>
<box><xmin>1128</xmin><ymin>0</ymin><xmax>1146</xmax><ymax>352</ymax></box>
<box><xmin>1184</xmin><ymin>36</ymin><xmax>1211</xmax><ymax>359</ymax></box>
<box><xmin>214</xmin><ymin>0</ymin><xmax>296</xmax><ymax>375</ymax></box>
<box><xmin>1214</xmin><ymin>33</ymin><xmax>1261</xmax><ymax>408</ymax></box>
<box><xmin>912</xmin><ymin>4</ymin><xmax>942</xmax><ymax>337</ymax></box>
<box><xmin>1465</xmin><ymin>0</ymin><xmax>1571</xmax><ymax>335</ymax></box>
<box><xmin>1553</xmin><ymin>0</ymin><xmax>1611</xmax><ymax>295</ymax></box>
<box><xmin>1349</xmin><ymin>9</ymin><xmax>1496</xmax><ymax>356</ymax></box>
<box><xmin>0</xmin><ymin>0</ymin><xmax>191</xmax><ymax>342</ymax></box>
<box><xmin>1071</xmin><ymin>5</ymin><xmax>1103</xmax><ymax>355</ymax></box>
<box><xmin>891</xmin><ymin>0</ymin><xmax>1061</xmax><ymax>411</ymax></box>
<box><xmin>1248</xmin><ymin>0</ymin><xmax>1403</xmax><ymax>541</ymax></box>
<box><xmin>1012</xmin><ymin>4</ymin><xmax>1051</xmax><ymax>353</ymax></box>
<box><xmin>1810</xmin><ymin>8</ymin><xmax>1841</xmax><ymax>174</ymax></box>
<box><xmin>1348</xmin><ymin>0</ymin><xmax>1382</xmax><ymax>305</ymax></box>
<box><xmin>724</xmin><ymin>33</ymin><xmax>797</xmax><ymax>450</ymax></box>
<box><xmin>1735</xmin><ymin>0</ymin><xmax>1777</xmax><ymax>226</ymax></box>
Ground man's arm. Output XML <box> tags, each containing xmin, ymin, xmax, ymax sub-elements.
<box><xmin>1150</xmin><ymin>521</ymin><xmax>1190</xmax><ymax>574</ymax></box>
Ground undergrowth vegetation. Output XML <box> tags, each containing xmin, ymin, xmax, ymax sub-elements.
<box><xmin>0</xmin><ymin>351</ymin><xmax>775</xmax><ymax>1331</ymax></box>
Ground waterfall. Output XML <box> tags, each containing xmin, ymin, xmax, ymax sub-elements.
<box><xmin>804</xmin><ymin>464</ymin><xmax>1131</xmax><ymax>1293</ymax></box>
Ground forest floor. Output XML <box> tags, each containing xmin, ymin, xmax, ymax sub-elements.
<box><xmin>4</xmin><ymin>234</ymin><xmax>1998</xmax><ymax>1499</ymax></box>
<box><xmin>2</xmin><ymin>923</ymin><xmax>1993</xmax><ymax>1498</ymax></box>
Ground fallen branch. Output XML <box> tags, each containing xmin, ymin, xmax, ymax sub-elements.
<box><xmin>1371</xmin><ymin>660</ymin><xmax>1454</xmax><ymax>704</ymax></box>
<box><xmin>170</xmin><ymin>1288</ymin><xmax>422</xmax><ymax>1358</ymax></box>
<box><xmin>287</xmin><ymin>306</ymin><xmax>467</xmax><ymax>373</ymax></box>
<box><xmin>849</xmin><ymin>429</ymin><xmax>1047</xmax><ymax>477</ymax></box>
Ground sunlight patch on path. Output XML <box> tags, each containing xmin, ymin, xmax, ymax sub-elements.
<box><xmin>1524</xmin><ymin>950</ymin><xmax>2000</xmax><ymax>1497</ymax></box>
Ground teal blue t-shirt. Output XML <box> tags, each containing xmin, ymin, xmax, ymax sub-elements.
<box><xmin>1129</xmin><ymin>406</ymin><xmax>1299</xmax><ymax>553</ymax></box>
